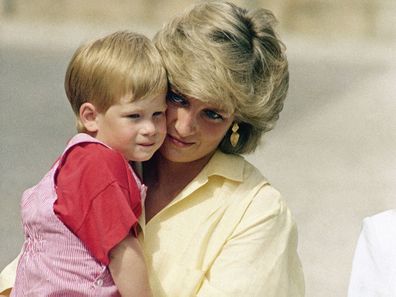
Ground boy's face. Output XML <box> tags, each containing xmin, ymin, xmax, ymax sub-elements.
<box><xmin>95</xmin><ymin>93</ymin><xmax>167</xmax><ymax>161</ymax></box>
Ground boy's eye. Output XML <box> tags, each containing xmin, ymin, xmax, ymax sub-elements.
<box><xmin>167</xmin><ymin>91</ymin><xmax>188</xmax><ymax>106</ymax></box>
<box><xmin>204</xmin><ymin>109</ymin><xmax>223</xmax><ymax>120</ymax></box>
<box><xmin>153</xmin><ymin>111</ymin><xmax>164</xmax><ymax>117</ymax></box>
<box><xmin>127</xmin><ymin>113</ymin><xmax>140</xmax><ymax>119</ymax></box>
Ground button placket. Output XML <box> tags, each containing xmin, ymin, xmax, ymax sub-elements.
<box><xmin>95</xmin><ymin>278</ymin><xmax>104</xmax><ymax>287</ymax></box>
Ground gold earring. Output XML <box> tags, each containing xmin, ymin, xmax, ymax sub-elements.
<box><xmin>230</xmin><ymin>122</ymin><xmax>239</xmax><ymax>147</ymax></box>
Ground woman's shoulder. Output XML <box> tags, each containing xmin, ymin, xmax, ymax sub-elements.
<box><xmin>212</xmin><ymin>150</ymin><xmax>280</xmax><ymax>188</ymax></box>
<box><xmin>238</xmin><ymin>157</ymin><xmax>292</xmax><ymax>220</ymax></box>
<box><xmin>212</xmin><ymin>151</ymin><xmax>287</xmax><ymax>216</ymax></box>
<box><xmin>209</xmin><ymin>151</ymin><xmax>268</xmax><ymax>182</ymax></box>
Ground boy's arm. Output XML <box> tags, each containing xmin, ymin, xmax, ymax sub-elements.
<box><xmin>109</xmin><ymin>235</ymin><xmax>152</xmax><ymax>297</ymax></box>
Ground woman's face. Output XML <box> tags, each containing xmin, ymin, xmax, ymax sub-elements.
<box><xmin>159</xmin><ymin>90</ymin><xmax>234</xmax><ymax>163</ymax></box>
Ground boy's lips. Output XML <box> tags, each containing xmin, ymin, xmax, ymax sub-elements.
<box><xmin>138</xmin><ymin>141</ymin><xmax>156</xmax><ymax>147</ymax></box>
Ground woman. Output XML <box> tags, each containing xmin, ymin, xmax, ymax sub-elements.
<box><xmin>0</xmin><ymin>1</ymin><xmax>304</xmax><ymax>296</ymax></box>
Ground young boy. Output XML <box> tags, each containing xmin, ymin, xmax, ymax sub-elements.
<box><xmin>10</xmin><ymin>31</ymin><xmax>167</xmax><ymax>297</ymax></box>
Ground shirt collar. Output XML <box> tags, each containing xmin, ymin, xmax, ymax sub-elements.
<box><xmin>141</xmin><ymin>151</ymin><xmax>247</xmax><ymax>221</ymax></box>
<box><xmin>198</xmin><ymin>150</ymin><xmax>245</xmax><ymax>183</ymax></box>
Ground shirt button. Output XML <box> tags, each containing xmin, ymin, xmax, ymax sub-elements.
<box><xmin>95</xmin><ymin>279</ymin><xmax>103</xmax><ymax>287</ymax></box>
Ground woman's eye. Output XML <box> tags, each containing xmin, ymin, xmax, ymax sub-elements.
<box><xmin>204</xmin><ymin>109</ymin><xmax>223</xmax><ymax>120</ymax></box>
<box><xmin>167</xmin><ymin>91</ymin><xmax>188</xmax><ymax>106</ymax></box>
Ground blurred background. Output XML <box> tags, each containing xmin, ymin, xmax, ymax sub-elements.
<box><xmin>1</xmin><ymin>1</ymin><xmax>395</xmax><ymax>296</ymax></box>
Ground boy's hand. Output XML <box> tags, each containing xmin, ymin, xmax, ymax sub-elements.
<box><xmin>0</xmin><ymin>288</ymin><xmax>12</xmax><ymax>296</ymax></box>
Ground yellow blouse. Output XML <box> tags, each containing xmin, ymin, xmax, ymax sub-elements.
<box><xmin>138</xmin><ymin>151</ymin><xmax>304</xmax><ymax>297</ymax></box>
<box><xmin>0</xmin><ymin>150</ymin><xmax>304</xmax><ymax>297</ymax></box>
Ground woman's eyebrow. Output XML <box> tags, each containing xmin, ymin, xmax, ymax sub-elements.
<box><xmin>169</xmin><ymin>89</ymin><xmax>183</xmax><ymax>96</ymax></box>
<box><xmin>170</xmin><ymin>89</ymin><xmax>232</xmax><ymax>114</ymax></box>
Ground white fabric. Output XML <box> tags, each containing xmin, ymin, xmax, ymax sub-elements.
<box><xmin>348</xmin><ymin>209</ymin><xmax>396</xmax><ymax>297</ymax></box>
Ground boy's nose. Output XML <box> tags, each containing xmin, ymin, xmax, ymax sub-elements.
<box><xmin>142</xmin><ymin>120</ymin><xmax>157</xmax><ymax>136</ymax></box>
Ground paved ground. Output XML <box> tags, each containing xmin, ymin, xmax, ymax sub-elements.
<box><xmin>1</xmin><ymin>21</ymin><xmax>396</xmax><ymax>297</ymax></box>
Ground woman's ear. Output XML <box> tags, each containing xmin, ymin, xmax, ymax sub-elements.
<box><xmin>79</xmin><ymin>102</ymin><xmax>99</xmax><ymax>133</ymax></box>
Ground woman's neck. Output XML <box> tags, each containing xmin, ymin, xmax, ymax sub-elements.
<box><xmin>143</xmin><ymin>151</ymin><xmax>215</xmax><ymax>221</ymax></box>
<box><xmin>145</xmin><ymin>152</ymin><xmax>214</xmax><ymax>194</ymax></box>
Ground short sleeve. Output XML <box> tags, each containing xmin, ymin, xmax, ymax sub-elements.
<box><xmin>54</xmin><ymin>143</ymin><xmax>142</xmax><ymax>265</ymax></box>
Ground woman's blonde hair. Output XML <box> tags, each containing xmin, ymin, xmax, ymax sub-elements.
<box><xmin>154</xmin><ymin>1</ymin><xmax>288</xmax><ymax>154</ymax></box>
<box><xmin>65</xmin><ymin>31</ymin><xmax>167</xmax><ymax>132</ymax></box>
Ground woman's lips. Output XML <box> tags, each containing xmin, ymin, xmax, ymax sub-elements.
<box><xmin>167</xmin><ymin>134</ymin><xmax>194</xmax><ymax>147</ymax></box>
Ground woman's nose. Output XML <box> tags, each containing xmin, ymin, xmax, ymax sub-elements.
<box><xmin>174</xmin><ymin>109</ymin><xmax>197</xmax><ymax>137</ymax></box>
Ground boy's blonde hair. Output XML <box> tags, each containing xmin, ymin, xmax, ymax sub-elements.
<box><xmin>65</xmin><ymin>31</ymin><xmax>167</xmax><ymax>132</ymax></box>
<box><xmin>154</xmin><ymin>1</ymin><xmax>288</xmax><ymax>154</ymax></box>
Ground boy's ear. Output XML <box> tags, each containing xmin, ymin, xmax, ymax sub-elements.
<box><xmin>79</xmin><ymin>102</ymin><xmax>99</xmax><ymax>133</ymax></box>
